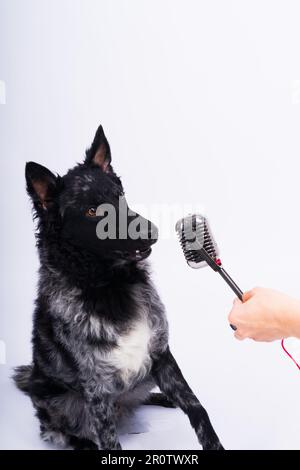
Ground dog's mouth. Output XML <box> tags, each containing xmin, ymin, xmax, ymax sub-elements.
<box><xmin>121</xmin><ymin>247</ymin><xmax>152</xmax><ymax>262</ymax></box>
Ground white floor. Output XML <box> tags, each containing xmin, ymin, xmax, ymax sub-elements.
<box><xmin>1</xmin><ymin>358</ymin><xmax>300</xmax><ymax>451</ymax></box>
<box><xmin>0</xmin><ymin>365</ymin><xmax>200</xmax><ymax>451</ymax></box>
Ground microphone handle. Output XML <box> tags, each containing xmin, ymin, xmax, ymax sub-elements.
<box><xmin>198</xmin><ymin>249</ymin><xmax>242</xmax><ymax>331</ymax></box>
<box><xmin>218</xmin><ymin>267</ymin><xmax>243</xmax><ymax>301</ymax></box>
<box><xmin>218</xmin><ymin>267</ymin><xmax>243</xmax><ymax>331</ymax></box>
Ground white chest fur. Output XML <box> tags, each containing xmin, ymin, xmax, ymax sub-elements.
<box><xmin>108</xmin><ymin>317</ymin><xmax>152</xmax><ymax>383</ymax></box>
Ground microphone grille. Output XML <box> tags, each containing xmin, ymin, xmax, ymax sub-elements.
<box><xmin>175</xmin><ymin>214</ymin><xmax>219</xmax><ymax>268</ymax></box>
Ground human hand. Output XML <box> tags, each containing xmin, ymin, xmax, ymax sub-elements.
<box><xmin>228</xmin><ymin>287</ymin><xmax>300</xmax><ymax>342</ymax></box>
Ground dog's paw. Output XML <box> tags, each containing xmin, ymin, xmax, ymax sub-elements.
<box><xmin>69</xmin><ymin>436</ymin><xmax>99</xmax><ymax>450</ymax></box>
<box><xmin>40</xmin><ymin>429</ymin><xmax>69</xmax><ymax>448</ymax></box>
<box><xmin>202</xmin><ymin>440</ymin><xmax>225</xmax><ymax>450</ymax></box>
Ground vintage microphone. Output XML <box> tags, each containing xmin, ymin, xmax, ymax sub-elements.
<box><xmin>175</xmin><ymin>214</ymin><xmax>243</xmax><ymax>330</ymax></box>
<box><xmin>175</xmin><ymin>214</ymin><xmax>300</xmax><ymax>370</ymax></box>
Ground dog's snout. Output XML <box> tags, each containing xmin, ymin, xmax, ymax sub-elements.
<box><xmin>139</xmin><ymin>221</ymin><xmax>158</xmax><ymax>244</ymax></box>
<box><xmin>131</xmin><ymin>212</ymin><xmax>159</xmax><ymax>244</ymax></box>
<box><xmin>148</xmin><ymin>223</ymin><xmax>158</xmax><ymax>243</ymax></box>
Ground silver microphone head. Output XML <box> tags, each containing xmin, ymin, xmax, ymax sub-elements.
<box><xmin>175</xmin><ymin>214</ymin><xmax>220</xmax><ymax>269</ymax></box>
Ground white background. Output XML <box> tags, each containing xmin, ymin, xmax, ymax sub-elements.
<box><xmin>1</xmin><ymin>0</ymin><xmax>300</xmax><ymax>450</ymax></box>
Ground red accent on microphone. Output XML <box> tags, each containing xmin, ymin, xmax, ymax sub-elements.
<box><xmin>215</xmin><ymin>258</ymin><xmax>222</xmax><ymax>266</ymax></box>
<box><xmin>281</xmin><ymin>339</ymin><xmax>300</xmax><ymax>371</ymax></box>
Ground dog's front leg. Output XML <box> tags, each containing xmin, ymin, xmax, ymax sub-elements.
<box><xmin>86</xmin><ymin>394</ymin><xmax>121</xmax><ymax>450</ymax></box>
<box><xmin>151</xmin><ymin>347</ymin><xmax>224</xmax><ymax>450</ymax></box>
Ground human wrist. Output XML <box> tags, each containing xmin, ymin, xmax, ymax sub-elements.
<box><xmin>282</xmin><ymin>298</ymin><xmax>300</xmax><ymax>339</ymax></box>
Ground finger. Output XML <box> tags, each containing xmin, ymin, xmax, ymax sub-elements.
<box><xmin>228</xmin><ymin>311</ymin><xmax>235</xmax><ymax>324</ymax></box>
<box><xmin>228</xmin><ymin>301</ymin><xmax>240</xmax><ymax>321</ymax></box>
<box><xmin>228</xmin><ymin>304</ymin><xmax>240</xmax><ymax>324</ymax></box>
<box><xmin>234</xmin><ymin>331</ymin><xmax>245</xmax><ymax>340</ymax></box>
<box><xmin>243</xmin><ymin>290</ymin><xmax>254</xmax><ymax>302</ymax></box>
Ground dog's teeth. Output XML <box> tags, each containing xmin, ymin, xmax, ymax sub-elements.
<box><xmin>136</xmin><ymin>250</ymin><xmax>140</xmax><ymax>254</ymax></box>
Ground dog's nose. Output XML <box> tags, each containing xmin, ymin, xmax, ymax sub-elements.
<box><xmin>139</xmin><ymin>222</ymin><xmax>158</xmax><ymax>243</ymax></box>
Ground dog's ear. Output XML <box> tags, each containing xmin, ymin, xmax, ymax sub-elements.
<box><xmin>25</xmin><ymin>162</ymin><xmax>59</xmax><ymax>210</ymax></box>
<box><xmin>84</xmin><ymin>125</ymin><xmax>112</xmax><ymax>172</ymax></box>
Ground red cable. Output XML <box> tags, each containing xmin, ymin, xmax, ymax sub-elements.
<box><xmin>281</xmin><ymin>339</ymin><xmax>300</xmax><ymax>371</ymax></box>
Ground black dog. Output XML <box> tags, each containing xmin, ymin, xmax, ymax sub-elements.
<box><xmin>13</xmin><ymin>125</ymin><xmax>223</xmax><ymax>450</ymax></box>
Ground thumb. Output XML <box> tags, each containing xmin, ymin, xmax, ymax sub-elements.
<box><xmin>242</xmin><ymin>289</ymin><xmax>254</xmax><ymax>302</ymax></box>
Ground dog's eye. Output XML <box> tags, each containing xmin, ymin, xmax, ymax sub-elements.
<box><xmin>86</xmin><ymin>207</ymin><xmax>97</xmax><ymax>217</ymax></box>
